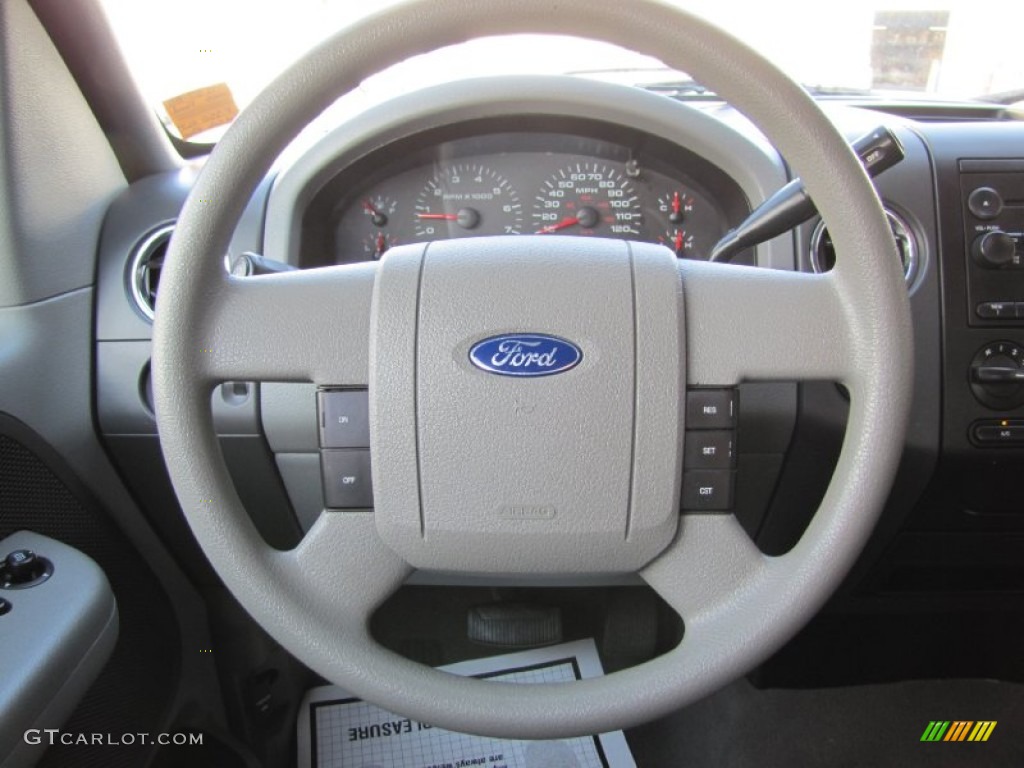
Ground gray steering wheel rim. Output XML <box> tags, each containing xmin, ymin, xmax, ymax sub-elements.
<box><xmin>152</xmin><ymin>0</ymin><xmax>913</xmax><ymax>739</ymax></box>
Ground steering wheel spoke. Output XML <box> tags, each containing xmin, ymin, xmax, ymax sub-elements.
<box><xmin>273</xmin><ymin>511</ymin><xmax>411</xmax><ymax>629</ymax></box>
<box><xmin>192</xmin><ymin>262</ymin><xmax>376</xmax><ymax>384</ymax></box>
<box><xmin>681</xmin><ymin>260</ymin><xmax>854</xmax><ymax>386</ymax></box>
<box><xmin>641</xmin><ymin>515</ymin><xmax>767</xmax><ymax>622</ymax></box>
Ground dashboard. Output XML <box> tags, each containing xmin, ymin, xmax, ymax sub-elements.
<box><xmin>91</xmin><ymin>74</ymin><xmax>1024</xmax><ymax>598</ymax></box>
<box><xmin>299</xmin><ymin>121</ymin><xmax>749</xmax><ymax>267</ymax></box>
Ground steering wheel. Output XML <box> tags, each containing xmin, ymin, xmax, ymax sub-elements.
<box><xmin>153</xmin><ymin>0</ymin><xmax>912</xmax><ymax>739</ymax></box>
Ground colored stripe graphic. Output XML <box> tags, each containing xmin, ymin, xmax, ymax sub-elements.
<box><xmin>968</xmin><ymin>722</ymin><xmax>997</xmax><ymax>742</ymax></box>
<box><xmin>921</xmin><ymin>721</ymin><xmax>950</xmax><ymax>741</ymax></box>
<box><xmin>921</xmin><ymin>721</ymin><xmax>996</xmax><ymax>742</ymax></box>
<box><xmin>944</xmin><ymin>721</ymin><xmax>972</xmax><ymax>741</ymax></box>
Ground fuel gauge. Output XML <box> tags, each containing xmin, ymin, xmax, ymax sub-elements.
<box><xmin>361</xmin><ymin>195</ymin><xmax>397</xmax><ymax>226</ymax></box>
<box><xmin>657</xmin><ymin>191</ymin><xmax>694</xmax><ymax>225</ymax></box>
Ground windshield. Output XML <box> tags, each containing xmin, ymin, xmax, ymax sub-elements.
<box><xmin>99</xmin><ymin>0</ymin><xmax>1024</xmax><ymax>143</ymax></box>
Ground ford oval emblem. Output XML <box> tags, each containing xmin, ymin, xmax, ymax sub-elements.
<box><xmin>469</xmin><ymin>333</ymin><xmax>582</xmax><ymax>378</ymax></box>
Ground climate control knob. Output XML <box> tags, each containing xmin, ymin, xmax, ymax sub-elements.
<box><xmin>972</xmin><ymin>231</ymin><xmax>1017</xmax><ymax>269</ymax></box>
<box><xmin>970</xmin><ymin>341</ymin><xmax>1024</xmax><ymax>410</ymax></box>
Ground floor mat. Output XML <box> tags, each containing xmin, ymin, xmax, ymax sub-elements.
<box><xmin>627</xmin><ymin>677</ymin><xmax>1024</xmax><ymax>767</ymax></box>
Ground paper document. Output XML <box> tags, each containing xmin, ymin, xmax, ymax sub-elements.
<box><xmin>298</xmin><ymin>638</ymin><xmax>636</xmax><ymax>768</ymax></box>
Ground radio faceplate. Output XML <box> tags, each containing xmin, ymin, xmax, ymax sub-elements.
<box><xmin>960</xmin><ymin>159</ymin><xmax>1024</xmax><ymax>327</ymax></box>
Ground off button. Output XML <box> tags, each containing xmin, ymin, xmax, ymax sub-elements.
<box><xmin>321</xmin><ymin>449</ymin><xmax>374</xmax><ymax>509</ymax></box>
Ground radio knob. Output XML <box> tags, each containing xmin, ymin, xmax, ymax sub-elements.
<box><xmin>972</xmin><ymin>230</ymin><xmax>1017</xmax><ymax>269</ymax></box>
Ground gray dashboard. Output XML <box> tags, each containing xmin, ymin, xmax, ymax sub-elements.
<box><xmin>92</xmin><ymin>75</ymin><xmax>952</xmax><ymax>586</ymax></box>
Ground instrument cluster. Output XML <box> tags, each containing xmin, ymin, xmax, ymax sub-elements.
<box><xmin>300</xmin><ymin>122</ymin><xmax>750</xmax><ymax>267</ymax></box>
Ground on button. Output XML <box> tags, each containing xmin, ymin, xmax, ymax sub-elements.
<box><xmin>318</xmin><ymin>390</ymin><xmax>371</xmax><ymax>448</ymax></box>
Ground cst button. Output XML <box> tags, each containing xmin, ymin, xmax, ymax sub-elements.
<box><xmin>321</xmin><ymin>449</ymin><xmax>374</xmax><ymax>509</ymax></box>
<box><xmin>681</xmin><ymin>470</ymin><xmax>734</xmax><ymax>511</ymax></box>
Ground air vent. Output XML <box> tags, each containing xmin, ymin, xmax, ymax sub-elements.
<box><xmin>128</xmin><ymin>224</ymin><xmax>174</xmax><ymax>321</ymax></box>
<box><xmin>810</xmin><ymin>208</ymin><xmax>918</xmax><ymax>285</ymax></box>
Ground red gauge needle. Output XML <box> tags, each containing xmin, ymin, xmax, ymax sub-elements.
<box><xmin>672</xmin><ymin>191</ymin><xmax>682</xmax><ymax>216</ymax></box>
<box><xmin>536</xmin><ymin>216</ymin><xmax>580</xmax><ymax>235</ymax></box>
<box><xmin>674</xmin><ymin>230</ymin><xmax>686</xmax><ymax>253</ymax></box>
<box><xmin>363</xmin><ymin>200</ymin><xmax>389</xmax><ymax>226</ymax></box>
<box><xmin>374</xmin><ymin>232</ymin><xmax>387</xmax><ymax>257</ymax></box>
<box><xmin>416</xmin><ymin>213</ymin><xmax>459</xmax><ymax>221</ymax></box>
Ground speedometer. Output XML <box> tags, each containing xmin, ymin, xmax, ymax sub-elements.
<box><xmin>531</xmin><ymin>162</ymin><xmax>642</xmax><ymax>236</ymax></box>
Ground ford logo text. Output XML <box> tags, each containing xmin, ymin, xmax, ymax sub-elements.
<box><xmin>468</xmin><ymin>334</ymin><xmax>582</xmax><ymax>378</ymax></box>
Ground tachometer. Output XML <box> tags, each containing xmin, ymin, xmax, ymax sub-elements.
<box><xmin>413</xmin><ymin>163</ymin><xmax>522</xmax><ymax>238</ymax></box>
<box><xmin>531</xmin><ymin>162</ymin><xmax>642</xmax><ymax>236</ymax></box>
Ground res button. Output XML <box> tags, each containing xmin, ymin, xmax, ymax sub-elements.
<box><xmin>686</xmin><ymin>389</ymin><xmax>737</xmax><ymax>429</ymax></box>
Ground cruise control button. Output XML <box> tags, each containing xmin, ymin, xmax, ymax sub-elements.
<box><xmin>321</xmin><ymin>449</ymin><xmax>374</xmax><ymax>509</ymax></box>
<box><xmin>684</xmin><ymin>430</ymin><xmax>735</xmax><ymax>469</ymax></box>
<box><xmin>681</xmin><ymin>470</ymin><xmax>734</xmax><ymax>512</ymax></box>
<box><xmin>318</xmin><ymin>390</ymin><xmax>371</xmax><ymax>448</ymax></box>
<box><xmin>686</xmin><ymin>389</ymin><xmax>737</xmax><ymax>429</ymax></box>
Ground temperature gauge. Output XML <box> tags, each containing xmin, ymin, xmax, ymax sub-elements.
<box><xmin>363</xmin><ymin>231</ymin><xmax>399</xmax><ymax>260</ymax></box>
<box><xmin>659</xmin><ymin>228</ymin><xmax>695</xmax><ymax>257</ymax></box>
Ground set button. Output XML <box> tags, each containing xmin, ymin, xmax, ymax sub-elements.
<box><xmin>684</xmin><ymin>430</ymin><xmax>735</xmax><ymax>470</ymax></box>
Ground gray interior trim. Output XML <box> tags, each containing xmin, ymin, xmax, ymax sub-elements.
<box><xmin>0</xmin><ymin>531</ymin><xmax>118</xmax><ymax>768</ymax></box>
<box><xmin>27</xmin><ymin>0</ymin><xmax>181</xmax><ymax>181</ymax></box>
<box><xmin>0</xmin><ymin>292</ymin><xmax>227</xmax><ymax>745</ymax></box>
<box><xmin>0</xmin><ymin>0</ymin><xmax>126</xmax><ymax>307</ymax></box>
